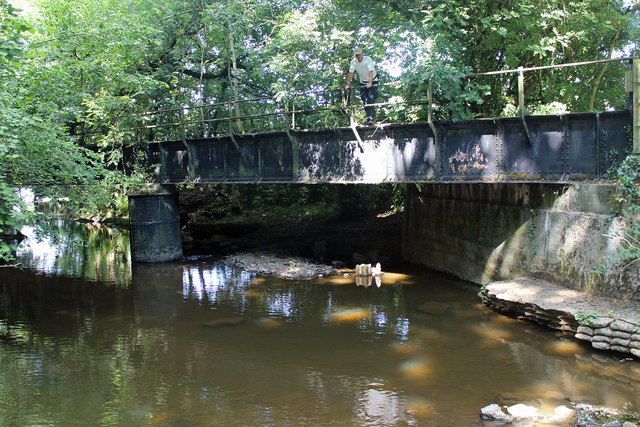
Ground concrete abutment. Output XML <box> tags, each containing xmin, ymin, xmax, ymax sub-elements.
<box><xmin>402</xmin><ymin>182</ymin><xmax>639</xmax><ymax>299</ymax></box>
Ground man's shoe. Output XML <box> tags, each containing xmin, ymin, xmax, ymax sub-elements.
<box><xmin>364</xmin><ymin>119</ymin><xmax>373</xmax><ymax>125</ymax></box>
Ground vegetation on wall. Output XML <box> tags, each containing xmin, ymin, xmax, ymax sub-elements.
<box><xmin>608</xmin><ymin>154</ymin><xmax>640</xmax><ymax>287</ymax></box>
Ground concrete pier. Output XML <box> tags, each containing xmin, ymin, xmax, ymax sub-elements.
<box><xmin>129</xmin><ymin>189</ymin><xmax>183</xmax><ymax>262</ymax></box>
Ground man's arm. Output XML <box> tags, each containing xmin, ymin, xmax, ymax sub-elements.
<box><xmin>345</xmin><ymin>72</ymin><xmax>353</xmax><ymax>89</ymax></box>
<box><xmin>366</xmin><ymin>70</ymin><xmax>373</xmax><ymax>88</ymax></box>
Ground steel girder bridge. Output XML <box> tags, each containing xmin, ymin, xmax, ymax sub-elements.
<box><xmin>133</xmin><ymin>58</ymin><xmax>639</xmax><ymax>185</ymax></box>
<box><xmin>127</xmin><ymin>58</ymin><xmax>640</xmax><ymax>262</ymax></box>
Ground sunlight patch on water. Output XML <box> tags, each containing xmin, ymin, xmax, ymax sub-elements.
<box><xmin>322</xmin><ymin>275</ymin><xmax>354</xmax><ymax>285</ymax></box>
<box><xmin>255</xmin><ymin>317</ymin><xmax>285</xmax><ymax>329</ymax></box>
<box><xmin>202</xmin><ymin>317</ymin><xmax>245</xmax><ymax>327</ymax></box>
<box><xmin>379</xmin><ymin>272</ymin><xmax>416</xmax><ymax>286</ymax></box>
<box><xmin>330</xmin><ymin>307</ymin><xmax>371</xmax><ymax>324</ymax></box>
<box><xmin>398</xmin><ymin>358</ymin><xmax>432</xmax><ymax>380</ymax></box>
<box><xmin>472</xmin><ymin>325</ymin><xmax>514</xmax><ymax>341</ymax></box>
<box><xmin>405</xmin><ymin>396</ymin><xmax>436</xmax><ymax>417</ymax></box>
<box><xmin>390</xmin><ymin>341</ymin><xmax>422</xmax><ymax>355</ymax></box>
<box><xmin>547</xmin><ymin>340</ymin><xmax>585</xmax><ymax>356</ymax></box>
<box><xmin>356</xmin><ymin>388</ymin><xmax>404</xmax><ymax>425</ymax></box>
<box><xmin>244</xmin><ymin>289</ymin><xmax>263</xmax><ymax>298</ymax></box>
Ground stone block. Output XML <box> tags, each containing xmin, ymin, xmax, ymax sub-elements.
<box><xmin>593</xmin><ymin>327</ymin><xmax>613</xmax><ymax>337</ymax></box>
<box><xmin>592</xmin><ymin>335</ymin><xmax>612</xmax><ymax>344</ymax></box>
<box><xmin>611</xmin><ymin>320</ymin><xmax>638</xmax><ymax>334</ymax></box>
<box><xmin>611</xmin><ymin>345</ymin><xmax>631</xmax><ymax>353</ymax></box>
<box><xmin>630</xmin><ymin>341</ymin><xmax>640</xmax><ymax>350</ymax></box>
<box><xmin>612</xmin><ymin>330</ymin><xmax>632</xmax><ymax>339</ymax></box>
<box><xmin>577</xmin><ymin>326</ymin><xmax>594</xmax><ymax>336</ymax></box>
<box><xmin>612</xmin><ymin>338</ymin><xmax>631</xmax><ymax>347</ymax></box>
<box><xmin>575</xmin><ymin>333</ymin><xmax>593</xmax><ymax>342</ymax></box>
<box><xmin>589</xmin><ymin>317</ymin><xmax>614</xmax><ymax>328</ymax></box>
<box><xmin>559</xmin><ymin>323</ymin><xmax>575</xmax><ymax>332</ymax></box>
<box><xmin>631</xmin><ymin>348</ymin><xmax>640</xmax><ymax>358</ymax></box>
<box><xmin>592</xmin><ymin>341</ymin><xmax>611</xmax><ymax>350</ymax></box>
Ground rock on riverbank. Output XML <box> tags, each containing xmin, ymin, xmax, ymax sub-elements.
<box><xmin>481</xmin><ymin>402</ymin><xmax>640</xmax><ymax>426</ymax></box>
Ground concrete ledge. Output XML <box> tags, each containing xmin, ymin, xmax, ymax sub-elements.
<box><xmin>480</xmin><ymin>278</ymin><xmax>640</xmax><ymax>358</ymax></box>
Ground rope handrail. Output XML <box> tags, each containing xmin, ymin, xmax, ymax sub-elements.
<box><xmin>467</xmin><ymin>57</ymin><xmax>637</xmax><ymax>77</ymax></box>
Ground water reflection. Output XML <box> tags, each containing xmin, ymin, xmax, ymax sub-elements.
<box><xmin>16</xmin><ymin>219</ymin><xmax>131</xmax><ymax>286</ymax></box>
<box><xmin>1</xmin><ymin>223</ymin><xmax>640</xmax><ymax>425</ymax></box>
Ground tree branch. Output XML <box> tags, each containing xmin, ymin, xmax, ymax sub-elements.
<box><xmin>178</xmin><ymin>67</ymin><xmax>226</xmax><ymax>80</ymax></box>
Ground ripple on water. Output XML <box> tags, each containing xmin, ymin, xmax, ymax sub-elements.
<box><xmin>405</xmin><ymin>396</ymin><xmax>436</xmax><ymax>417</ymax></box>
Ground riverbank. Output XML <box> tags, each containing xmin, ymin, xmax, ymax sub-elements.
<box><xmin>480</xmin><ymin>277</ymin><xmax>640</xmax><ymax>359</ymax></box>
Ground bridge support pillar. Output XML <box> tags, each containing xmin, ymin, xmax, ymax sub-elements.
<box><xmin>128</xmin><ymin>187</ymin><xmax>182</xmax><ymax>262</ymax></box>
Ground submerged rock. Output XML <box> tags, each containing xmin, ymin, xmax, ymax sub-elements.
<box><xmin>202</xmin><ymin>317</ymin><xmax>245</xmax><ymax>327</ymax></box>
<box><xmin>417</xmin><ymin>301</ymin><xmax>451</xmax><ymax>315</ymax></box>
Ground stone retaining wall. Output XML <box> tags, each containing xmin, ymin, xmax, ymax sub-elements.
<box><xmin>402</xmin><ymin>183</ymin><xmax>640</xmax><ymax>301</ymax></box>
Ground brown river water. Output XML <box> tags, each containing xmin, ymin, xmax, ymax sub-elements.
<box><xmin>1</xmin><ymin>220</ymin><xmax>640</xmax><ymax>426</ymax></box>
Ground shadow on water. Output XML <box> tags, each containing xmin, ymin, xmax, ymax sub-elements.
<box><xmin>1</xmin><ymin>220</ymin><xmax>640</xmax><ymax>425</ymax></box>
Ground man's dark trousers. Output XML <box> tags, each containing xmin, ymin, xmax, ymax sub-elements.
<box><xmin>359</xmin><ymin>79</ymin><xmax>378</xmax><ymax>123</ymax></box>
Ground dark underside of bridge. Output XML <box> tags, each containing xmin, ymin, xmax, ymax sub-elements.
<box><xmin>147</xmin><ymin>111</ymin><xmax>631</xmax><ymax>185</ymax></box>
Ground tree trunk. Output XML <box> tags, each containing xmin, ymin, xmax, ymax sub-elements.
<box><xmin>227</xmin><ymin>0</ymin><xmax>244</xmax><ymax>134</ymax></box>
<box><xmin>588</xmin><ymin>22</ymin><xmax>624</xmax><ymax>111</ymax></box>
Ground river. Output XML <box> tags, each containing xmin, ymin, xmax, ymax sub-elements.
<box><xmin>1</xmin><ymin>219</ymin><xmax>639</xmax><ymax>426</ymax></box>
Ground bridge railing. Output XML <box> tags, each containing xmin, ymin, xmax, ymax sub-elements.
<box><xmin>125</xmin><ymin>81</ymin><xmax>429</xmax><ymax>144</ymax></box>
<box><xmin>115</xmin><ymin>57</ymin><xmax>637</xmax><ymax>150</ymax></box>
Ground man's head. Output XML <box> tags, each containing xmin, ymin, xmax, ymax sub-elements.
<box><xmin>354</xmin><ymin>47</ymin><xmax>363</xmax><ymax>62</ymax></box>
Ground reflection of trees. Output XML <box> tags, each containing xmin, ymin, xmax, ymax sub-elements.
<box><xmin>17</xmin><ymin>219</ymin><xmax>132</xmax><ymax>285</ymax></box>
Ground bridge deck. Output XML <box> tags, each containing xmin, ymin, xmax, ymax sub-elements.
<box><xmin>149</xmin><ymin>111</ymin><xmax>630</xmax><ymax>184</ymax></box>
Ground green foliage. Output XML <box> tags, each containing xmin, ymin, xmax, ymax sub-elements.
<box><xmin>0</xmin><ymin>182</ymin><xmax>23</xmax><ymax>263</ymax></box>
<box><xmin>605</xmin><ymin>155</ymin><xmax>640</xmax><ymax>281</ymax></box>
<box><xmin>575</xmin><ymin>310</ymin><xmax>599</xmax><ymax>325</ymax></box>
<box><xmin>338</xmin><ymin>184</ymin><xmax>405</xmax><ymax>220</ymax></box>
<box><xmin>620</xmin><ymin>403</ymin><xmax>640</xmax><ymax>423</ymax></box>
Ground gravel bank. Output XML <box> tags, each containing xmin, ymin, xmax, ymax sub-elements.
<box><xmin>223</xmin><ymin>252</ymin><xmax>338</xmax><ymax>279</ymax></box>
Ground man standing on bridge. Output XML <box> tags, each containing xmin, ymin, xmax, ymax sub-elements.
<box><xmin>345</xmin><ymin>47</ymin><xmax>378</xmax><ymax>125</ymax></box>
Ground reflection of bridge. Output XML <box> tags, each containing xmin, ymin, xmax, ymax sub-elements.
<box><xmin>153</xmin><ymin>111</ymin><xmax>630</xmax><ymax>184</ymax></box>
